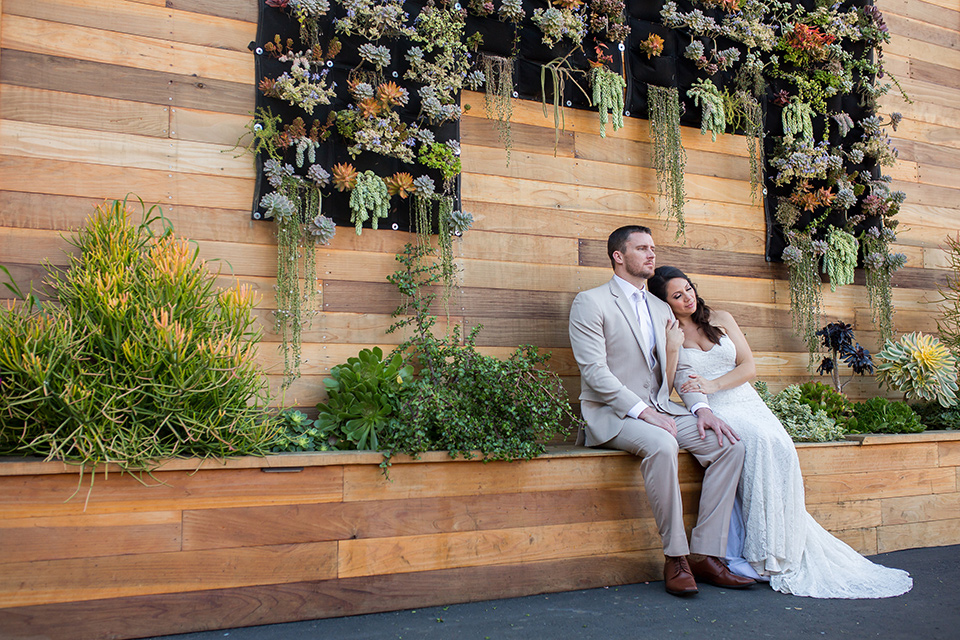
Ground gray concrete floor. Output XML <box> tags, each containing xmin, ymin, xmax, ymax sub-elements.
<box><xmin>150</xmin><ymin>544</ymin><xmax>958</xmax><ymax>639</ymax></box>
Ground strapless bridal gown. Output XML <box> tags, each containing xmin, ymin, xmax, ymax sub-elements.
<box><xmin>684</xmin><ymin>335</ymin><xmax>913</xmax><ymax>598</ymax></box>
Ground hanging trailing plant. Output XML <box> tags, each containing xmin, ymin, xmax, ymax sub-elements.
<box><xmin>412</xmin><ymin>192</ymin><xmax>458</xmax><ymax>310</ymax></box>
<box><xmin>590</xmin><ymin>65</ymin><xmax>625</xmax><ymax>138</ymax></box>
<box><xmin>686</xmin><ymin>78</ymin><xmax>725</xmax><ymax>142</ymax></box>
<box><xmin>648</xmin><ymin>84</ymin><xmax>686</xmax><ymax>240</ymax></box>
<box><xmin>483</xmin><ymin>54</ymin><xmax>515</xmax><ymax>166</ymax></box>
<box><xmin>725</xmin><ymin>90</ymin><xmax>764</xmax><ymax>202</ymax></box>
<box><xmin>862</xmin><ymin>225</ymin><xmax>906</xmax><ymax>342</ymax></box>
<box><xmin>259</xmin><ymin>162</ymin><xmax>334</xmax><ymax>386</ymax></box>
<box><xmin>781</xmin><ymin>229</ymin><xmax>823</xmax><ymax>358</ymax></box>
<box><xmin>824</xmin><ymin>228</ymin><xmax>858</xmax><ymax>292</ymax></box>
<box><xmin>541</xmin><ymin>51</ymin><xmax>590</xmax><ymax>154</ymax></box>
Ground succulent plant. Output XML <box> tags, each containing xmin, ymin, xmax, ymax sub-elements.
<box><xmin>331</xmin><ymin>162</ymin><xmax>358</xmax><ymax>192</ymax></box>
<box><xmin>876</xmin><ymin>332</ymin><xmax>959</xmax><ymax>407</ymax></box>
<box><xmin>385</xmin><ymin>172</ymin><xmax>416</xmax><ymax>199</ymax></box>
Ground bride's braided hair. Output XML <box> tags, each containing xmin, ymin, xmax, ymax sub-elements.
<box><xmin>648</xmin><ymin>266</ymin><xmax>724</xmax><ymax>346</ymax></box>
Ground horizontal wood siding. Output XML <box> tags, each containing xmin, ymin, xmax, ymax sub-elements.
<box><xmin>0</xmin><ymin>0</ymin><xmax>956</xmax><ymax>409</ymax></box>
<box><xmin>0</xmin><ymin>433</ymin><xmax>958</xmax><ymax>638</ymax></box>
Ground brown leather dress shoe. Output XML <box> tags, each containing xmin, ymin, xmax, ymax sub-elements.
<box><xmin>688</xmin><ymin>556</ymin><xmax>757</xmax><ymax>589</ymax></box>
<box><xmin>663</xmin><ymin>556</ymin><xmax>699</xmax><ymax>596</ymax></box>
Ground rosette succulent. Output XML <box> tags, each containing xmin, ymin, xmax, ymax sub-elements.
<box><xmin>877</xmin><ymin>332</ymin><xmax>959</xmax><ymax>407</ymax></box>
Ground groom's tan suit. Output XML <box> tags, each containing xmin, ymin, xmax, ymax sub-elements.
<box><xmin>569</xmin><ymin>278</ymin><xmax>744</xmax><ymax>557</ymax></box>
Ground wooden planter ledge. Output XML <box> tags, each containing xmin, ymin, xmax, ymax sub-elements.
<box><xmin>1</xmin><ymin>432</ymin><xmax>959</xmax><ymax>640</ymax></box>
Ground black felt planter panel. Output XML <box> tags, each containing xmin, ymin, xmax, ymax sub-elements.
<box><xmin>252</xmin><ymin>0</ymin><xmax>885</xmax><ymax>262</ymax></box>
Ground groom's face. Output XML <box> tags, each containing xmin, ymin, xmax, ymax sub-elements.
<box><xmin>616</xmin><ymin>232</ymin><xmax>657</xmax><ymax>280</ymax></box>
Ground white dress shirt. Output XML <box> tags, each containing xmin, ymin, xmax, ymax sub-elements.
<box><xmin>613</xmin><ymin>275</ymin><xmax>707</xmax><ymax>420</ymax></box>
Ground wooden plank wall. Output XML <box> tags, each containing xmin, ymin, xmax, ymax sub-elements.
<box><xmin>1</xmin><ymin>434</ymin><xmax>958</xmax><ymax>639</ymax></box>
<box><xmin>0</xmin><ymin>0</ymin><xmax>957</xmax><ymax>409</ymax></box>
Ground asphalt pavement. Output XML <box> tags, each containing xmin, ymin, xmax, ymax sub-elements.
<box><xmin>148</xmin><ymin>544</ymin><xmax>959</xmax><ymax>640</ymax></box>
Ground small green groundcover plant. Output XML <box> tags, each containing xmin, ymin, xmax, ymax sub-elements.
<box><xmin>797</xmin><ymin>381</ymin><xmax>858</xmax><ymax>432</ymax></box>
<box><xmin>849</xmin><ymin>397</ymin><xmax>923</xmax><ymax>435</ymax></box>
<box><xmin>0</xmin><ymin>199</ymin><xmax>276</xmax><ymax>474</ymax></box>
<box><xmin>275</xmin><ymin>243</ymin><xmax>579</xmax><ymax>470</ymax></box>
<box><xmin>911</xmin><ymin>401</ymin><xmax>960</xmax><ymax>431</ymax></box>
<box><xmin>754</xmin><ymin>381</ymin><xmax>845</xmax><ymax>443</ymax></box>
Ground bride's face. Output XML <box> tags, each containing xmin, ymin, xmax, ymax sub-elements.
<box><xmin>664</xmin><ymin>278</ymin><xmax>698</xmax><ymax>318</ymax></box>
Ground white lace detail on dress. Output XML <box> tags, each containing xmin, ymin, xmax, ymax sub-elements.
<box><xmin>684</xmin><ymin>335</ymin><xmax>912</xmax><ymax>598</ymax></box>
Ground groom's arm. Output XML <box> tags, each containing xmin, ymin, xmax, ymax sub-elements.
<box><xmin>674</xmin><ymin>349</ymin><xmax>709</xmax><ymax>411</ymax></box>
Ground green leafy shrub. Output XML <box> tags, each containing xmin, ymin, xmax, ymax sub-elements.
<box><xmin>315</xmin><ymin>347</ymin><xmax>414</xmax><ymax>451</ymax></box>
<box><xmin>850</xmin><ymin>397</ymin><xmax>924</xmax><ymax>434</ymax></box>
<box><xmin>876</xmin><ymin>332</ymin><xmax>959</xmax><ymax>407</ymax></box>
<box><xmin>909</xmin><ymin>401</ymin><xmax>960</xmax><ymax>431</ymax></box>
<box><xmin>316</xmin><ymin>244</ymin><xmax>578</xmax><ymax>468</ymax></box>
<box><xmin>0</xmin><ymin>199</ymin><xmax>275</xmax><ymax>471</ymax></box>
<box><xmin>755</xmin><ymin>381</ymin><xmax>845</xmax><ymax>442</ymax></box>
<box><xmin>399</xmin><ymin>327</ymin><xmax>569</xmax><ymax>461</ymax></box>
<box><xmin>798</xmin><ymin>381</ymin><xmax>858</xmax><ymax>431</ymax></box>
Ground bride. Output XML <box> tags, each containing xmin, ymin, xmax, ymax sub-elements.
<box><xmin>648</xmin><ymin>265</ymin><xmax>913</xmax><ymax>599</ymax></box>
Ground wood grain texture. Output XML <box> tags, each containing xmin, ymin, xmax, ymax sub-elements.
<box><xmin>3</xmin><ymin>0</ymin><xmax>256</xmax><ymax>51</ymax></box>
<box><xmin>0</xmin><ymin>84</ymin><xmax>169</xmax><ymax>137</ymax></box>
<box><xmin>0</xmin><ymin>540</ymin><xmax>338</xmax><ymax>607</ymax></box>
<box><xmin>878</xmin><ymin>517</ymin><xmax>960</xmax><ymax>553</ymax></box>
<box><xmin>2</xmin><ymin>15</ymin><xmax>252</xmax><ymax>84</ymax></box>
<box><xmin>881</xmin><ymin>491</ymin><xmax>960</xmax><ymax>526</ymax></box>
<box><xmin>0</xmin><ymin>511</ymin><xmax>181</xmax><ymax>563</ymax></box>
<box><xmin>337</xmin><ymin>518</ymin><xmax>665</xmax><ymax>578</ymax></box>
<box><xmin>0</xmin><ymin>551</ymin><xmax>662</xmax><ymax>640</ymax></box>
<box><xmin>181</xmin><ymin>487</ymin><xmax>687</xmax><ymax>550</ymax></box>
<box><xmin>803</xmin><ymin>468</ymin><xmax>956</xmax><ymax>504</ymax></box>
<box><xmin>0</xmin><ymin>465</ymin><xmax>343</xmax><ymax>518</ymax></box>
<box><xmin>1</xmin><ymin>50</ymin><xmax>254</xmax><ymax>115</ymax></box>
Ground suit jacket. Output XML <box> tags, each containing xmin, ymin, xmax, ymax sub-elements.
<box><xmin>568</xmin><ymin>277</ymin><xmax>708</xmax><ymax>446</ymax></box>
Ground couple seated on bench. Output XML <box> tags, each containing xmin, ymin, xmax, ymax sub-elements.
<box><xmin>568</xmin><ymin>225</ymin><xmax>912</xmax><ymax>599</ymax></box>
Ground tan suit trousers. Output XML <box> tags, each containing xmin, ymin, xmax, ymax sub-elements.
<box><xmin>603</xmin><ymin>410</ymin><xmax>745</xmax><ymax>558</ymax></box>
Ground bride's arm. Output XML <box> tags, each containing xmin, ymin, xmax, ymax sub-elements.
<box><xmin>664</xmin><ymin>318</ymin><xmax>684</xmax><ymax>391</ymax></box>
<box><xmin>678</xmin><ymin>310</ymin><xmax>757</xmax><ymax>395</ymax></box>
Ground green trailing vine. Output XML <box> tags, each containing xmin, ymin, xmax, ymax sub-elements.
<box><xmin>725</xmin><ymin>90</ymin><xmax>764</xmax><ymax>202</ymax></box>
<box><xmin>824</xmin><ymin>227</ymin><xmax>858</xmax><ymax>292</ymax></box>
<box><xmin>781</xmin><ymin>229</ymin><xmax>823</xmax><ymax>358</ymax></box>
<box><xmin>686</xmin><ymin>78</ymin><xmax>725</xmax><ymax>142</ymax></box>
<box><xmin>590</xmin><ymin>66</ymin><xmax>625</xmax><ymax>138</ymax></box>
<box><xmin>648</xmin><ymin>84</ymin><xmax>687</xmax><ymax>240</ymax></box>
<box><xmin>412</xmin><ymin>192</ymin><xmax>458</xmax><ymax>311</ymax></box>
<box><xmin>349</xmin><ymin>170</ymin><xmax>389</xmax><ymax>235</ymax></box>
<box><xmin>862</xmin><ymin>226</ymin><xmax>904</xmax><ymax>342</ymax></box>
<box><xmin>483</xmin><ymin>54</ymin><xmax>515</xmax><ymax>166</ymax></box>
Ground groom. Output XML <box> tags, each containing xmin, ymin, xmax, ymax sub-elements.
<box><xmin>568</xmin><ymin>225</ymin><xmax>754</xmax><ymax>595</ymax></box>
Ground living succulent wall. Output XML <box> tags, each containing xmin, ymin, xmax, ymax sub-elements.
<box><xmin>248</xmin><ymin>0</ymin><xmax>907</xmax><ymax>381</ymax></box>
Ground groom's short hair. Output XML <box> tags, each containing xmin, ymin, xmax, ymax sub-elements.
<box><xmin>607</xmin><ymin>225</ymin><xmax>653</xmax><ymax>268</ymax></box>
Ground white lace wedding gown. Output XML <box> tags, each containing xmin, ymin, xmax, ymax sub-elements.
<box><xmin>684</xmin><ymin>335</ymin><xmax>913</xmax><ymax>598</ymax></box>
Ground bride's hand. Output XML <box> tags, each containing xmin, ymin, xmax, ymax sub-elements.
<box><xmin>681</xmin><ymin>373</ymin><xmax>719</xmax><ymax>395</ymax></box>
<box><xmin>665</xmin><ymin>319</ymin><xmax>684</xmax><ymax>354</ymax></box>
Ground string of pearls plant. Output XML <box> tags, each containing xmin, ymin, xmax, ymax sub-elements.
<box><xmin>648</xmin><ymin>84</ymin><xmax>687</xmax><ymax>239</ymax></box>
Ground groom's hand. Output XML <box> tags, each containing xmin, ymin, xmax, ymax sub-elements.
<box><xmin>640</xmin><ymin>407</ymin><xmax>677</xmax><ymax>437</ymax></box>
<box><xmin>694</xmin><ymin>407</ymin><xmax>740</xmax><ymax>446</ymax></box>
